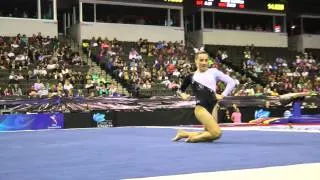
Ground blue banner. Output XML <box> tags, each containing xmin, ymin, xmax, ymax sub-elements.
<box><xmin>91</xmin><ymin>110</ymin><xmax>115</xmax><ymax>128</ymax></box>
<box><xmin>0</xmin><ymin>113</ymin><xmax>64</xmax><ymax>131</ymax></box>
<box><xmin>254</xmin><ymin>109</ymin><xmax>271</xmax><ymax>119</ymax></box>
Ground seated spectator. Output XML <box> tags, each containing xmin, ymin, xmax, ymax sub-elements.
<box><xmin>61</xmin><ymin>66</ymin><xmax>70</xmax><ymax>76</ymax></box>
<box><xmin>98</xmin><ymin>84</ymin><xmax>109</xmax><ymax>96</ymax></box>
<box><xmin>16</xmin><ymin>73</ymin><xmax>24</xmax><ymax>81</ymax></box>
<box><xmin>129</xmin><ymin>48</ymin><xmax>142</xmax><ymax>61</ymax></box>
<box><xmin>47</xmin><ymin>60</ymin><xmax>58</xmax><ymax>71</ymax></box>
<box><xmin>63</xmin><ymin>80</ymin><xmax>74</xmax><ymax>94</ymax></box>
<box><xmin>168</xmin><ymin>79</ymin><xmax>179</xmax><ymax>90</ymax></box>
<box><xmin>28</xmin><ymin>86</ymin><xmax>38</xmax><ymax>97</ymax></box>
<box><xmin>56</xmin><ymin>83</ymin><xmax>64</xmax><ymax>95</ymax></box>
<box><xmin>38</xmin><ymin>86</ymin><xmax>49</xmax><ymax>98</ymax></box>
<box><xmin>72</xmin><ymin>52</ymin><xmax>82</xmax><ymax>65</ymax></box>
<box><xmin>3</xmin><ymin>87</ymin><xmax>12</xmax><ymax>96</ymax></box>
<box><xmin>48</xmin><ymin>84</ymin><xmax>58</xmax><ymax>97</ymax></box>
<box><xmin>75</xmin><ymin>89</ymin><xmax>84</xmax><ymax>97</ymax></box>
<box><xmin>11</xmin><ymin>84</ymin><xmax>23</xmax><ymax>96</ymax></box>
<box><xmin>8</xmin><ymin>71</ymin><xmax>18</xmax><ymax>84</ymax></box>
<box><xmin>108</xmin><ymin>82</ymin><xmax>118</xmax><ymax>96</ymax></box>
<box><xmin>141</xmin><ymin>80</ymin><xmax>151</xmax><ymax>89</ymax></box>
<box><xmin>34</xmin><ymin>79</ymin><xmax>44</xmax><ymax>91</ymax></box>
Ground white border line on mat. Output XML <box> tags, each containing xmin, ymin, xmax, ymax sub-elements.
<box><xmin>120</xmin><ymin>126</ymin><xmax>320</xmax><ymax>133</ymax></box>
<box><xmin>123</xmin><ymin>163</ymin><xmax>320</xmax><ymax>180</ymax></box>
<box><xmin>1</xmin><ymin>125</ymin><xmax>320</xmax><ymax>133</ymax></box>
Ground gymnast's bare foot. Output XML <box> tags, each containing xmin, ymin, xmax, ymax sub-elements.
<box><xmin>185</xmin><ymin>136</ymin><xmax>196</xmax><ymax>143</ymax></box>
<box><xmin>185</xmin><ymin>134</ymin><xmax>207</xmax><ymax>143</ymax></box>
<box><xmin>172</xmin><ymin>129</ymin><xmax>187</xmax><ymax>141</ymax></box>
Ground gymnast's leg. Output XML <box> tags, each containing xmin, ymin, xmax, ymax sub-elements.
<box><xmin>171</xmin><ymin>129</ymin><xmax>202</xmax><ymax>141</ymax></box>
<box><xmin>172</xmin><ymin>103</ymin><xmax>220</xmax><ymax>141</ymax></box>
<box><xmin>171</xmin><ymin>107</ymin><xmax>214</xmax><ymax>142</ymax></box>
<box><xmin>171</xmin><ymin>121</ymin><xmax>205</xmax><ymax>141</ymax></box>
<box><xmin>172</xmin><ymin>103</ymin><xmax>219</xmax><ymax>141</ymax></box>
<box><xmin>185</xmin><ymin>105</ymin><xmax>222</xmax><ymax>143</ymax></box>
<box><xmin>279</xmin><ymin>92</ymin><xmax>310</xmax><ymax>106</ymax></box>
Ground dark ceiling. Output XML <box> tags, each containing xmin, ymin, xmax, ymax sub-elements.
<box><xmin>288</xmin><ymin>0</ymin><xmax>320</xmax><ymax>14</ymax></box>
<box><xmin>57</xmin><ymin>0</ymin><xmax>77</xmax><ymax>9</ymax></box>
<box><xmin>56</xmin><ymin>0</ymin><xmax>320</xmax><ymax>14</ymax></box>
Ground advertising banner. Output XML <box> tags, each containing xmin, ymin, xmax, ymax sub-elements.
<box><xmin>91</xmin><ymin>110</ymin><xmax>115</xmax><ymax>128</ymax></box>
<box><xmin>0</xmin><ymin>113</ymin><xmax>64</xmax><ymax>131</ymax></box>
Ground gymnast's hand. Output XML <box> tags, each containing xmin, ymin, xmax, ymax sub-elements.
<box><xmin>179</xmin><ymin>92</ymin><xmax>191</xmax><ymax>100</ymax></box>
<box><xmin>216</xmin><ymin>94</ymin><xmax>224</xmax><ymax>101</ymax></box>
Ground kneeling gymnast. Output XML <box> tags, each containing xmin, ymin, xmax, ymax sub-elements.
<box><xmin>172</xmin><ymin>48</ymin><xmax>237</xmax><ymax>143</ymax></box>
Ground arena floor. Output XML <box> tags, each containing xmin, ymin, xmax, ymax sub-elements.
<box><xmin>1</xmin><ymin>126</ymin><xmax>320</xmax><ymax>180</ymax></box>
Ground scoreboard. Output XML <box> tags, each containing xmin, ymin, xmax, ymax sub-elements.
<box><xmin>119</xmin><ymin>0</ymin><xmax>285</xmax><ymax>11</ymax></box>
<box><xmin>139</xmin><ymin>0</ymin><xmax>184</xmax><ymax>4</ymax></box>
<box><xmin>195</xmin><ymin>0</ymin><xmax>286</xmax><ymax>11</ymax></box>
<box><xmin>196</xmin><ymin>0</ymin><xmax>245</xmax><ymax>8</ymax></box>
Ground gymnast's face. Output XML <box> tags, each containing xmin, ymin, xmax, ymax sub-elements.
<box><xmin>196</xmin><ymin>53</ymin><xmax>209</xmax><ymax>72</ymax></box>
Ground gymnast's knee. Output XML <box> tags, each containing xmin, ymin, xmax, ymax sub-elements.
<box><xmin>209</xmin><ymin>130</ymin><xmax>222</xmax><ymax>141</ymax></box>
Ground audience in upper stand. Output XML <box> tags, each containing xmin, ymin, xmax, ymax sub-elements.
<box><xmin>241</xmin><ymin>45</ymin><xmax>320</xmax><ymax>96</ymax></box>
<box><xmin>0</xmin><ymin>33</ymin><xmax>123</xmax><ymax>98</ymax></box>
<box><xmin>1</xmin><ymin>32</ymin><xmax>319</xmax><ymax>100</ymax></box>
<box><xmin>86</xmin><ymin>37</ymin><xmax>249</xmax><ymax>97</ymax></box>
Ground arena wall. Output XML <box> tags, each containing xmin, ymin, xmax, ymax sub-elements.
<box><xmin>302</xmin><ymin>34</ymin><xmax>320</xmax><ymax>49</ymax></box>
<box><xmin>202</xmin><ymin>29</ymin><xmax>288</xmax><ymax>47</ymax></box>
<box><xmin>79</xmin><ymin>22</ymin><xmax>185</xmax><ymax>43</ymax></box>
<box><xmin>0</xmin><ymin>17</ymin><xmax>58</xmax><ymax>37</ymax></box>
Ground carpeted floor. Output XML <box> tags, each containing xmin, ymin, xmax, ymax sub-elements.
<box><xmin>1</xmin><ymin>127</ymin><xmax>320</xmax><ymax>180</ymax></box>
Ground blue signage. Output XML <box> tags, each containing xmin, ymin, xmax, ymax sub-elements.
<box><xmin>0</xmin><ymin>113</ymin><xmax>64</xmax><ymax>131</ymax></box>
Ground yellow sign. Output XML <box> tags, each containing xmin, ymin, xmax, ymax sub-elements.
<box><xmin>267</xmin><ymin>3</ymin><xmax>285</xmax><ymax>11</ymax></box>
<box><xmin>164</xmin><ymin>0</ymin><xmax>183</xmax><ymax>3</ymax></box>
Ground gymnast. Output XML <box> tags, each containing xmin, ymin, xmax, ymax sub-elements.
<box><xmin>279</xmin><ymin>92</ymin><xmax>310</xmax><ymax>105</ymax></box>
<box><xmin>172</xmin><ymin>48</ymin><xmax>236</xmax><ymax>143</ymax></box>
<box><xmin>279</xmin><ymin>91</ymin><xmax>315</xmax><ymax>117</ymax></box>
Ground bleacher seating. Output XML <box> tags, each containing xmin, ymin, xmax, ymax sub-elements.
<box><xmin>81</xmin><ymin>35</ymin><xmax>320</xmax><ymax>98</ymax></box>
<box><xmin>0</xmin><ymin>34</ymin><xmax>113</xmax><ymax>98</ymax></box>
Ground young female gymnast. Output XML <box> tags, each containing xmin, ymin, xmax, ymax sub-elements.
<box><xmin>172</xmin><ymin>48</ymin><xmax>237</xmax><ymax>143</ymax></box>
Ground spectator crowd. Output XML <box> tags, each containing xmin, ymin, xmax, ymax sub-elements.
<box><xmin>0</xmin><ymin>33</ymin><xmax>122</xmax><ymax>98</ymax></box>
<box><xmin>1</xmin><ymin>33</ymin><xmax>319</xmax><ymax>100</ymax></box>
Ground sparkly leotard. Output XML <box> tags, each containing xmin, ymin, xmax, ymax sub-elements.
<box><xmin>179</xmin><ymin>68</ymin><xmax>236</xmax><ymax>112</ymax></box>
